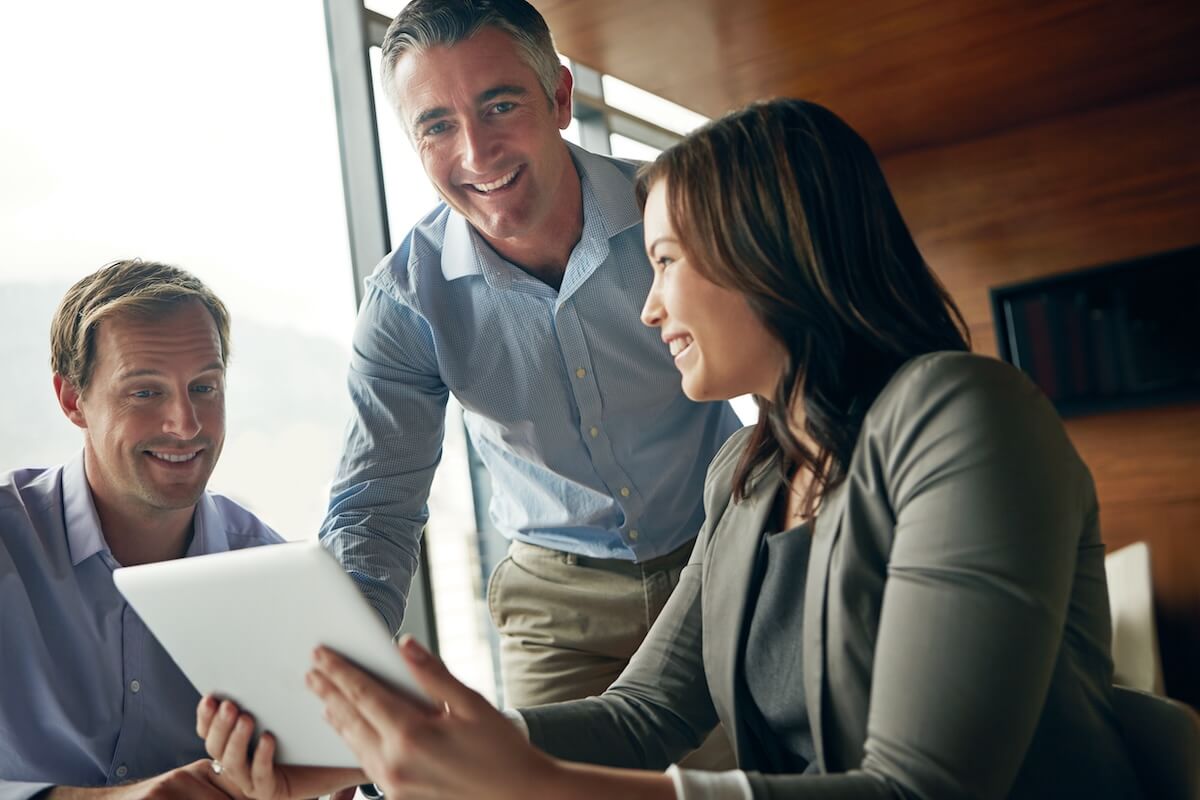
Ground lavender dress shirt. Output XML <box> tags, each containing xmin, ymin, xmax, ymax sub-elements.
<box><xmin>0</xmin><ymin>454</ymin><xmax>282</xmax><ymax>800</ymax></box>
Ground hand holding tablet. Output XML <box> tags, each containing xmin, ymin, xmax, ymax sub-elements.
<box><xmin>114</xmin><ymin>540</ymin><xmax>433</xmax><ymax>767</ymax></box>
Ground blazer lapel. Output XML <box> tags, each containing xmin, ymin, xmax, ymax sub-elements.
<box><xmin>803</xmin><ymin>479</ymin><xmax>849</xmax><ymax>773</ymax></box>
<box><xmin>702</xmin><ymin>468</ymin><xmax>779</xmax><ymax>765</ymax></box>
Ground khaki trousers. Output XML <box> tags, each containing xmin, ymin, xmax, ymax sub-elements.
<box><xmin>487</xmin><ymin>538</ymin><xmax>735</xmax><ymax>770</ymax></box>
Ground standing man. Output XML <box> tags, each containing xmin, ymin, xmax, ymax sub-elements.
<box><xmin>0</xmin><ymin>260</ymin><xmax>286</xmax><ymax>799</ymax></box>
<box><xmin>320</xmin><ymin>0</ymin><xmax>741</xmax><ymax>731</ymax></box>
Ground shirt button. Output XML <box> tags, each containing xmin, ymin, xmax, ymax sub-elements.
<box><xmin>130</xmin><ymin>679</ymin><xmax>141</xmax><ymax>693</ymax></box>
<box><xmin>115</xmin><ymin>765</ymin><xmax>128</xmax><ymax>778</ymax></box>
<box><xmin>589</xmin><ymin>426</ymin><xmax>599</xmax><ymax>438</ymax></box>
<box><xmin>620</xmin><ymin>487</ymin><xmax>631</xmax><ymax>497</ymax></box>
<box><xmin>575</xmin><ymin>368</ymin><xmax>587</xmax><ymax>378</ymax></box>
<box><xmin>629</xmin><ymin>529</ymin><xmax>640</xmax><ymax>541</ymax></box>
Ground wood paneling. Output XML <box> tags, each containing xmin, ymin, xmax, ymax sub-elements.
<box><xmin>539</xmin><ymin>0</ymin><xmax>1200</xmax><ymax>156</ymax></box>
<box><xmin>882</xmin><ymin>86</ymin><xmax>1200</xmax><ymax>705</ymax></box>
<box><xmin>884</xmin><ymin>86</ymin><xmax>1200</xmax><ymax>333</ymax></box>
<box><xmin>540</xmin><ymin>0</ymin><xmax>1200</xmax><ymax>705</ymax></box>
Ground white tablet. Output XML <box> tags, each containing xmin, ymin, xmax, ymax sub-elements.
<box><xmin>113</xmin><ymin>539</ymin><xmax>428</xmax><ymax>767</ymax></box>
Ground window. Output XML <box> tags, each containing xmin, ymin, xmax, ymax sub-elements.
<box><xmin>0</xmin><ymin>1</ymin><xmax>356</xmax><ymax>540</ymax></box>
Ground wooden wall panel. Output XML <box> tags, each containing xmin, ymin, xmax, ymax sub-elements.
<box><xmin>883</xmin><ymin>85</ymin><xmax>1200</xmax><ymax>706</ymax></box>
<box><xmin>541</xmin><ymin>0</ymin><xmax>1200</xmax><ymax>157</ymax></box>
<box><xmin>544</xmin><ymin>0</ymin><xmax>1200</xmax><ymax>708</ymax></box>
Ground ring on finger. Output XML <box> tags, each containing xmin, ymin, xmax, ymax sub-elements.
<box><xmin>211</xmin><ymin>759</ymin><xmax>224</xmax><ymax>775</ymax></box>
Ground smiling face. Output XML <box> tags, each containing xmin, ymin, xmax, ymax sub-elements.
<box><xmin>58</xmin><ymin>300</ymin><xmax>226</xmax><ymax>521</ymax></box>
<box><xmin>640</xmin><ymin>180</ymin><xmax>787</xmax><ymax>402</ymax></box>
<box><xmin>391</xmin><ymin>26</ymin><xmax>576</xmax><ymax>254</ymax></box>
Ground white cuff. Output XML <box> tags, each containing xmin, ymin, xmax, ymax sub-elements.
<box><xmin>665</xmin><ymin>765</ymin><xmax>753</xmax><ymax>800</ymax></box>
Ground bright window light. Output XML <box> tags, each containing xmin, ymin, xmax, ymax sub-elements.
<box><xmin>0</xmin><ymin>1</ymin><xmax>355</xmax><ymax>542</ymax></box>
<box><xmin>364</xmin><ymin>0</ymin><xmax>408</xmax><ymax>18</ymax></box>
<box><xmin>609</xmin><ymin>133</ymin><xmax>661</xmax><ymax>162</ymax></box>
<box><xmin>602</xmin><ymin>75</ymin><xmax>709</xmax><ymax>135</ymax></box>
<box><xmin>731</xmin><ymin>394</ymin><xmax>759</xmax><ymax>425</ymax></box>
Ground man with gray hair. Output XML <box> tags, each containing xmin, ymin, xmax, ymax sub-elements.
<box><xmin>0</xmin><ymin>259</ymin><xmax>286</xmax><ymax>799</ymax></box>
<box><xmin>319</xmin><ymin>0</ymin><xmax>741</xmax><ymax>760</ymax></box>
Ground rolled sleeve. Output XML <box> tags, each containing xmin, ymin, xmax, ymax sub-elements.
<box><xmin>319</xmin><ymin>281</ymin><xmax>449</xmax><ymax>634</ymax></box>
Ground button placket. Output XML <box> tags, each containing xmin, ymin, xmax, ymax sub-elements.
<box><xmin>109</xmin><ymin>603</ymin><xmax>146</xmax><ymax>784</ymax></box>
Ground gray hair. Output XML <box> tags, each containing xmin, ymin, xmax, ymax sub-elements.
<box><xmin>380</xmin><ymin>0</ymin><xmax>562</xmax><ymax>123</ymax></box>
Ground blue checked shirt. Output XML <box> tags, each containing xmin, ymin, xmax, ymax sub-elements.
<box><xmin>0</xmin><ymin>455</ymin><xmax>283</xmax><ymax>800</ymax></box>
<box><xmin>320</xmin><ymin>143</ymin><xmax>743</xmax><ymax>633</ymax></box>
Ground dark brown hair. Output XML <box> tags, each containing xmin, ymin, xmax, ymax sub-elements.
<box><xmin>637</xmin><ymin>99</ymin><xmax>969</xmax><ymax>511</ymax></box>
<box><xmin>50</xmin><ymin>258</ymin><xmax>230</xmax><ymax>393</ymax></box>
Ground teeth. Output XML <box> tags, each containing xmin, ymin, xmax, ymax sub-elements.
<box><xmin>471</xmin><ymin>168</ymin><xmax>518</xmax><ymax>193</ymax></box>
<box><xmin>668</xmin><ymin>335</ymin><xmax>694</xmax><ymax>357</ymax></box>
<box><xmin>150</xmin><ymin>451</ymin><xmax>199</xmax><ymax>463</ymax></box>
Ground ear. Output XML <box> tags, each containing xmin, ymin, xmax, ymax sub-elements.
<box><xmin>554</xmin><ymin>65</ymin><xmax>574</xmax><ymax>130</ymax></box>
<box><xmin>54</xmin><ymin>374</ymin><xmax>88</xmax><ymax>430</ymax></box>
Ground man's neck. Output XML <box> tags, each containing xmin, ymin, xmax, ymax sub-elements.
<box><xmin>92</xmin><ymin>493</ymin><xmax>196</xmax><ymax>567</ymax></box>
<box><xmin>481</xmin><ymin>155</ymin><xmax>585</xmax><ymax>291</ymax></box>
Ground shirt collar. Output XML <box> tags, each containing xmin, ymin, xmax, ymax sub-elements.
<box><xmin>439</xmin><ymin>141</ymin><xmax>642</xmax><ymax>286</ymax></box>
<box><xmin>567</xmin><ymin>141</ymin><xmax>642</xmax><ymax>238</ymax></box>
<box><xmin>62</xmin><ymin>451</ymin><xmax>230</xmax><ymax>567</ymax></box>
<box><xmin>63</xmin><ymin>452</ymin><xmax>109</xmax><ymax>567</ymax></box>
<box><xmin>185</xmin><ymin>493</ymin><xmax>231</xmax><ymax>556</ymax></box>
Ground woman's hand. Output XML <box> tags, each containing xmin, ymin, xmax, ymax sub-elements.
<box><xmin>306</xmin><ymin>635</ymin><xmax>566</xmax><ymax>800</ymax></box>
<box><xmin>195</xmin><ymin>694</ymin><xmax>364</xmax><ymax>800</ymax></box>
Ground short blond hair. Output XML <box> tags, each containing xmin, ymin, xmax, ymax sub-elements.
<box><xmin>50</xmin><ymin>258</ymin><xmax>231</xmax><ymax>393</ymax></box>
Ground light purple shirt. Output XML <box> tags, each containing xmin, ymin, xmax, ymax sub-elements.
<box><xmin>0</xmin><ymin>454</ymin><xmax>282</xmax><ymax>800</ymax></box>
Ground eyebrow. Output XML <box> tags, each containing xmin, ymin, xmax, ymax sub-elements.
<box><xmin>646</xmin><ymin>236</ymin><xmax>680</xmax><ymax>254</ymax></box>
<box><xmin>117</xmin><ymin>362</ymin><xmax>225</xmax><ymax>381</ymax></box>
<box><xmin>412</xmin><ymin>84</ymin><xmax>529</xmax><ymax>129</ymax></box>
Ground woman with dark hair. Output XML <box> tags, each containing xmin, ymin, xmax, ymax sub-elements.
<box><xmin>201</xmin><ymin>99</ymin><xmax>1142</xmax><ymax>799</ymax></box>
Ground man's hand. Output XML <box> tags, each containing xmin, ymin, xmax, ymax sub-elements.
<box><xmin>46</xmin><ymin>760</ymin><xmax>241</xmax><ymax>799</ymax></box>
<box><xmin>196</xmin><ymin>695</ymin><xmax>363</xmax><ymax>800</ymax></box>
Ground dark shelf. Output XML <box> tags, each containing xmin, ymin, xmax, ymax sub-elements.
<box><xmin>990</xmin><ymin>244</ymin><xmax>1200</xmax><ymax>418</ymax></box>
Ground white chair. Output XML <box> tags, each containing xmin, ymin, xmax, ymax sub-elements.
<box><xmin>1105</xmin><ymin>541</ymin><xmax>1164</xmax><ymax>694</ymax></box>
<box><xmin>1112</xmin><ymin>685</ymin><xmax>1200</xmax><ymax>800</ymax></box>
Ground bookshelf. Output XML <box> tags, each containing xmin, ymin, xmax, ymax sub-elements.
<box><xmin>991</xmin><ymin>244</ymin><xmax>1200</xmax><ymax>417</ymax></box>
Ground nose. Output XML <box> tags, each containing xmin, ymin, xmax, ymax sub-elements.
<box><xmin>640</xmin><ymin>270</ymin><xmax>665</xmax><ymax>328</ymax></box>
<box><xmin>460</xmin><ymin>118</ymin><xmax>499</xmax><ymax>174</ymax></box>
<box><xmin>162</xmin><ymin>391</ymin><xmax>202</xmax><ymax>440</ymax></box>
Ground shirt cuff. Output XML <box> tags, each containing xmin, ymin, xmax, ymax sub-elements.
<box><xmin>503</xmin><ymin>708</ymin><xmax>531</xmax><ymax>740</ymax></box>
<box><xmin>0</xmin><ymin>781</ymin><xmax>53</xmax><ymax>800</ymax></box>
<box><xmin>665</xmin><ymin>765</ymin><xmax>753</xmax><ymax>800</ymax></box>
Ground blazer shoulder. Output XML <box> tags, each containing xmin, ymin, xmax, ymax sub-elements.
<box><xmin>867</xmin><ymin>351</ymin><xmax>1050</xmax><ymax>431</ymax></box>
<box><xmin>861</xmin><ymin>350</ymin><xmax>1091</xmax><ymax>508</ymax></box>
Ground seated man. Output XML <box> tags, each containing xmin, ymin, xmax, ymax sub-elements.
<box><xmin>0</xmin><ymin>259</ymin><xmax>282</xmax><ymax>799</ymax></box>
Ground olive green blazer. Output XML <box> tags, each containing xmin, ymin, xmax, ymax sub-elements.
<box><xmin>522</xmin><ymin>353</ymin><xmax>1142</xmax><ymax>798</ymax></box>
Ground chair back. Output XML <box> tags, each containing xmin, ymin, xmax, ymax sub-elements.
<box><xmin>1112</xmin><ymin>685</ymin><xmax>1200</xmax><ymax>800</ymax></box>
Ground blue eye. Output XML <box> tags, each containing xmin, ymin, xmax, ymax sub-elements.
<box><xmin>425</xmin><ymin>121</ymin><xmax>449</xmax><ymax>136</ymax></box>
<box><xmin>491</xmin><ymin>101</ymin><xmax>516</xmax><ymax>114</ymax></box>
<box><xmin>192</xmin><ymin>385</ymin><xmax>213</xmax><ymax>394</ymax></box>
<box><xmin>131</xmin><ymin>390</ymin><xmax>157</xmax><ymax>399</ymax></box>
